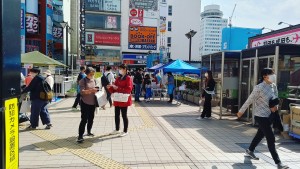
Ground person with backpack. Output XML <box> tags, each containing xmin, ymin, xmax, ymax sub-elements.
<box><xmin>21</xmin><ymin>67</ymin><xmax>52</xmax><ymax>129</ymax></box>
<box><xmin>43</xmin><ymin>70</ymin><xmax>54</xmax><ymax>90</ymax></box>
<box><xmin>72</xmin><ymin>66</ymin><xmax>86</xmax><ymax>110</ymax></box>
<box><xmin>101</xmin><ymin>66</ymin><xmax>115</xmax><ymax>109</ymax></box>
<box><xmin>133</xmin><ymin>68</ymin><xmax>143</xmax><ymax>102</ymax></box>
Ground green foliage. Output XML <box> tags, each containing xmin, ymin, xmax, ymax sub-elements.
<box><xmin>67</xmin><ymin>88</ymin><xmax>77</xmax><ymax>93</ymax></box>
<box><xmin>175</xmin><ymin>76</ymin><xmax>200</xmax><ymax>90</ymax></box>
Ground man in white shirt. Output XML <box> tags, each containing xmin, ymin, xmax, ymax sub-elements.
<box><xmin>101</xmin><ymin>66</ymin><xmax>115</xmax><ymax>109</ymax></box>
<box><xmin>43</xmin><ymin>70</ymin><xmax>54</xmax><ymax>90</ymax></box>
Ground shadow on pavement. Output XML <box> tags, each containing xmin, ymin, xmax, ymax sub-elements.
<box><xmin>231</xmin><ymin>156</ymin><xmax>257</xmax><ymax>169</ymax></box>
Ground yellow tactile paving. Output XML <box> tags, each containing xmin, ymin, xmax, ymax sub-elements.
<box><xmin>31</xmin><ymin>130</ymin><xmax>130</xmax><ymax>169</ymax></box>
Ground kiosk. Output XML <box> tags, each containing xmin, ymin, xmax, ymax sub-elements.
<box><xmin>202</xmin><ymin>51</ymin><xmax>241</xmax><ymax>119</ymax></box>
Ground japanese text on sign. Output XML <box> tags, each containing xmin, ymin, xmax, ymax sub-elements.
<box><xmin>5</xmin><ymin>98</ymin><xmax>19</xmax><ymax>169</ymax></box>
<box><xmin>129</xmin><ymin>0</ymin><xmax>158</xmax><ymax>11</ymax></box>
<box><xmin>26</xmin><ymin>14</ymin><xmax>39</xmax><ymax>34</ymax></box>
<box><xmin>129</xmin><ymin>26</ymin><xmax>157</xmax><ymax>44</ymax></box>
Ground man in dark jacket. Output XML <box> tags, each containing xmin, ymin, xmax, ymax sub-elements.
<box><xmin>133</xmin><ymin>68</ymin><xmax>143</xmax><ymax>102</ymax></box>
<box><xmin>72</xmin><ymin>66</ymin><xmax>86</xmax><ymax>110</ymax></box>
<box><xmin>22</xmin><ymin>67</ymin><xmax>52</xmax><ymax>129</ymax></box>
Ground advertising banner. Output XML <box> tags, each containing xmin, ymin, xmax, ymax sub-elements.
<box><xmin>21</xmin><ymin>0</ymin><xmax>26</xmax><ymax>54</ymax></box>
<box><xmin>159</xmin><ymin>16</ymin><xmax>166</xmax><ymax>33</ymax></box>
<box><xmin>129</xmin><ymin>17</ymin><xmax>143</xmax><ymax>26</ymax></box>
<box><xmin>85</xmin><ymin>0</ymin><xmax>121</xmax><ymax>12</ymax></box>
<box><xmin>87</xmin><ymin>49</ymin><xmax>121</xmax><ymax>63</ymax></box>
<box><xmin>129</xmin><ymin>8</ymin><xmax>144</xmax><ymax>17</ymax></box>
<box><xmin>250</xmin><ymin>28</ymin><xmax>300</xmax><ymax>48</ymax></box>
<box><xmin>106</xmin><ymin>16</ymin><xmax>117</xmax><ymax>29</ymax></box>
<box><xmin>144</xmin><ymin>10</ymin><xmax>158</xmax><ymax>19</ymax></box>
<box><xmin>53</xmin><ymin>26</ymin><xmax>63</xmax><ymax>39</ymax></box>
<box><xmin>86</xmin><ymin>32</ymin><xmax>120</xmax><ymax>46</ymax></box>
<box><xmin>128</xmin><ymin>26</ymin><xmax>157</xmax><ymax>50</ymax></box>
<box><xmin>26</xmin><ymin>14</ymin><xmax>39</xmax><ymax>34</ymax></box>
<box><xmin>46</xmin><ymin>0</ymin><xmax>54</xmax><ymax>57</ymax></box>
<box><xmin>129</xmin><ymin>0</ymin><xmax>158</xmax><ymax>11</ymax></box>
<box><xmin>80</xmin><ymin>0</ymin><xmax>86</xmax><ymax>59</ymax></box>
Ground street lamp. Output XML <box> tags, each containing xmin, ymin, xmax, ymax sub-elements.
<box><xmin>278</xmin><ymin>21</ymin><xmax>293</xmax><ymax>27</ymax></box>
<box><xmin>59</xmin><ymin>21</ymin><xmax>72</xmax><ymax>76</ymax></box>
<box><xmin>261</xmin><ymin>27</ymin><xmax>274</xmax><ymax>32</ymax></box>
<box><xmin>185</xmin><ymin>29</ymin><xmax>197</xmax><ymax>63</ymax></box>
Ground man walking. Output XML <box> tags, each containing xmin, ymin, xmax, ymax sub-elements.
<box><xmin>72</xmin><ymin>66</ymin><xmax>86</xmax><ymax>110</ymax></box>
<box><xmin>133</xmin><ymin>68</ymin><xmax>143</xmax><ymax>102</ymax></box>
<box><xmin>101</xmin><ymin>66</ymin><xmax>115</xmax><ymax>109</ymax></box>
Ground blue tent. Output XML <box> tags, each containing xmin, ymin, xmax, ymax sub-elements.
<box><xmin>147</xmin><ymin>63</ymin><xmax>164</xmax><ymax>72</ymax></box>
<box><xmin>163</xmin><ymin>59</ymin><xmax>202</xmax><ymax>75</ymax></box>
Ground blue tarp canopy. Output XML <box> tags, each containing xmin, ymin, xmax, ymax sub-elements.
<box><xmin>148</xmin><ymin>63</ymin><xmax>164</xmax><ymax>72</ymax></box>
<box><xmin>163</xmin><ymin>59</ymin><xmax>202</xmax><ymax>75</ymax></box>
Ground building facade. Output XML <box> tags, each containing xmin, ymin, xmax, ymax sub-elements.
<box><xmin>199</xmin><ymin>5</ymin><xmax>227</xmax><ymax>57</ymax></box>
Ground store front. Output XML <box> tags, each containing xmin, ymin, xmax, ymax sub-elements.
<box><xmin>202</xmin><ymin>51</ymin><xmax>241</xmax><ymax>119</ymax></box>
<box><xmin>122</xmin><ymin>53</ymin><xmax>147</xmax><ymax>70</ymax></box>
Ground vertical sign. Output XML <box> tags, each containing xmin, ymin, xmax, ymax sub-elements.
<box><xmin>46</xmin><ymin>0</ymin><xmax>54</xmax><ymax>58</ymax></box>
<box><xmin>80</xmin><ymin>0</ymin><xmax>86</xmax><ymax>59</ymax></box>
<box><xmin>5</xmin><ymin>98</ymin><xmax>19</xmax><ymax>169</ymax></box>
<box><xmin>21</xmin><ymin>0</ymin><xmax>26</xmax><ymax>54</ymax></box>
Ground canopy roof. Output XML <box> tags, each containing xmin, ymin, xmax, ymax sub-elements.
<box><xmin>163</xmin><ymin>59</ymin><xmax>201</xmax><ymax>75</ymax></box>
<box><xmin>21</xmin><ymin>51</ymin><xmax>66</xmax><ymax>67</ymax></box>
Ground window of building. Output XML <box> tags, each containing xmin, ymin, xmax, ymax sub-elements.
<box><xmin>168</xmin><ymin>21</ymin><xmax>172</xmax><ymax>31</ymax></box>
<box><xmin>85</xmin><ymin>14</ymin><xmax>121</xmax><ymax>30</ymax></box>
<box><xmin>167</xmin><ymin>37</ymin><xmax>171</xmax><ymax>47</ymax></box>
<box><xmin>168</xmin><ymin>5</ymin><xmax>172</xmax><ymax>16</ymax></box>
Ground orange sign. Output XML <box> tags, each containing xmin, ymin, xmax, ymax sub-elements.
<box><xmin>129</xmin><ymin>26</ymin><xmax>157</xmax><ymax>44</ymax></box>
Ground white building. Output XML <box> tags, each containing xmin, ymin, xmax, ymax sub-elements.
<box><xmin>199</xmin><ymin>5</ymin><xmax>227</xmax><ymax>57</ymax></box>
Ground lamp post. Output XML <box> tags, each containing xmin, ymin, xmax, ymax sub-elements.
<box><xmin>261</xmin><ymin>27</ymin><xmax>274</xmax><ymax>32</ymax></box>
<box><xmin>278</xmin><ymin>21</ymin><xmax>293</xmax><ymax>27</ymax></box>
<box><xmin>185</xmin><ymin>29</ymin><xmax>197</xmax><ymax>63</ymax></box>
<box><xmin>60</xmin><ymin>21</ymin><xmax>72</xmax><ymax>76</ymax></box>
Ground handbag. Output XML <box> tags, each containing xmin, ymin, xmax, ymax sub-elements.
<box><xmin>113</xmin><ymin>93</ymin><xmax>130</xmax><ymax>102</ymax></box>
<box><xmin>20</xmin><ymin>100</ymin><xmax>31</xmax><ymax>113</ymax></box>
<box><xmin>95</xmin><ymin>90</ymin><xmax>108</xmax><ymax>107</ymax></box>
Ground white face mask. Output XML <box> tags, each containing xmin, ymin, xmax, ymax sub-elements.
<box><xmin>204</xmin><ymin>73</ymin><xmax>208</xmax><ymax>77</ymax></box>
<box><xmin>268</xmin><ymin>74</ymin><xmax>276</xmax><ymax>84</ymax></box>
<box><xmin>119</xmin><ymin>70</ymin><xmax>125</xmax><ymax>75</ymax></box>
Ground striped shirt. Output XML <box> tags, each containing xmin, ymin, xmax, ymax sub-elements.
<box><xmin>239</xmin><ymin>81</ymin><xmax>278</xmax><ymax>117</ymax></box>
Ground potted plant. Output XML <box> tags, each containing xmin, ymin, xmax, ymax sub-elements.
<box><xmin>66</xmin><ymin>88</ymin><xmax>77</xmax><ymax>97</ymax></box>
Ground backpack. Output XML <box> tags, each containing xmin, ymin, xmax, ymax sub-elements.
<box><xmin>101</xmin><ymin>73</ymin><xmax>110</xmax><ymax>87</ymax></box>
<box><xmin>39</xmin><ymin>77</ymin><xmax>53</xmax><ymax>101</ymax></box>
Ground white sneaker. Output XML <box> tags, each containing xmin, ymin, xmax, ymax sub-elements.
<box><xmin>119</xmin><ymin>132</ymin><xmax>128</xmax><ymax>137</ymax></box>
<box><xmin>110</xmin><ymin>130</ymin><xmax>120</xmax><ymax>135</ymax></box>
<box><xmin>72</xmin><ymin>107</ymin><xmax>80</xmax><ymax>111</ymax></box>
<box><xmin>196</xmin><ymin>117</ymin><xmax>204</xmax><ymax>120</ymax></box>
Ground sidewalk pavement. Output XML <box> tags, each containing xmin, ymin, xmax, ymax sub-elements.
<box><xmin>19</xmin><ymin>98</ymin><xmax>300</xmax><ymax>169</ymax></box>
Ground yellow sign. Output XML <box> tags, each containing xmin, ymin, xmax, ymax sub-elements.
<box><xmin>5</xmin><ymin>98</ymin><xmax>19</xmax><ymax>169</ymax></box>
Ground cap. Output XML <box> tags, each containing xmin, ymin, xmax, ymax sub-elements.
<box><xmin>43</xmin><ymin>70</ymin><xmax>52</xmax><ymax>76</ymax></box>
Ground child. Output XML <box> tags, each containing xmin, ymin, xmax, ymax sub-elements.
<box><xmin>144</xmin><ymin>74</ymin><xmax>152</xmax><ymax>102</ymax></box>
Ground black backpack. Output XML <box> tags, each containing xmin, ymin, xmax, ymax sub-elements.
<box><xmin>101</xmin><ymin>73</ymin><xmax>110</xmax><ymax>87</ymax></box>
<box><xmin>39</xmin><ymin>77</ymin><xmax>53</xmax><ymax>101</ymax></box>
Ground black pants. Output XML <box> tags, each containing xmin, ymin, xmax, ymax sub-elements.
<box><xmin>201</xmin><ymin>94</ymin><xmax>212</xmax><ymax>118</ymax></box>
<box><xmin>115</xmin><ymin>106</ymin><xmax>128</xmax><ymax>133</ymax></box>
<box><xmin>78</xmin><ymin>100</ymin><xmax>96</xmax><ymax>137</ymax></box>
<box><xmin>249</xmin><ymin>116</ymin><xmax>281</xmax><ymax>164</ymax></box>
<box><xmin>72</xmin><ymin>93</ymin><xmax>81</xmax><ymax>108</ymax></box>
<box><xmin>169</xmin><ymin>94</ymin><xmax>174</xmax><ymax>101</ymax></box>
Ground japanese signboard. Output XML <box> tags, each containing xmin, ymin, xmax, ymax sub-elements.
<box><xmin>53</xmin><ymin>27</ymin><xmax>63</xmax><ymax>39</ymax></box>
<box><xmin>250</xmin><ymin>28</ymin><xmax>300</xmax><ymax>48</ymax></box>
<box><xmin>129</xmin><ymin>0</ymin><xmax>158</xmax><ymax>11</ymax></box>
<box><xmin>26</xmin><ymin>13</ymin><xmax>39</xmax><ymax>34</ymax></box>
<box><xmin>106</xmin><ymin>16</ymin><xmax>117</xmax><ymax>29</ymax></box>
<box><xmin>159</xmin><ymin>16</ymin><xmax>166</xmax><ymax>33</ymax></box>
<box><xmin>5</xmin><ymin>98</ymin><xmax>19</xmax><ymax>169</ymax></box>
<box><xmin>86</xmin><ymin>32</ymin><xmax>120</xmax><ymax>46</ymax></box>
<box><xmin>129</xmin><ymin>17</ymin><xmax>143</xmax><ymax>26</ymax></box>
<box><xmin>80</xmin><ymin>0</ymin><xmax>86</xmax><ymax>59</ymax></box>
<box><xmin>128</xmin><ymin>26</ymin><xmax>157</xmax><ymax>50</ymax></box>
<box><xmin>85</xmin><ymin>0</ymin><xmax>121</xmax><ymax>12</ymax></box>
<box><xmin>129</xmin><ymin>8</ymin><xmax>144</xmax><ymax>17</ymax></box>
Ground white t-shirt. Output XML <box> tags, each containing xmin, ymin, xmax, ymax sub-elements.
<box><xmin>104</xmin><ymin>71</ymin><xmax>115</xmax><ymax>84</ymax></box>
<box><xmin>45</xmin><ymin>75</ymin><xmax>54</xmax><ymax>90</ymax></box>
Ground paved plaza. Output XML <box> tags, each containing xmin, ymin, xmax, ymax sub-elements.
<box><xmin>19</xmin><ymin>98</ymin><xmax>300</xmax><ymax>169</ymax></box>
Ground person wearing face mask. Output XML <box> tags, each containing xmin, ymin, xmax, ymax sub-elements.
<box><xmin>197</xmin><ymin>70</ymin><xmax>215</xmax><ymax>119</ymax></box>
<box><xmin>107</xmin><ymin>64</ymin><xmax>133</xmax><ymax>137</ymax></box>
<box><xmin>77</xmin><ymin>67</ymin><xmax>99</xmax><ymax>143</ymax></box>
<box><xmin>22</xmin><ymin>67</ymin><xmax>52</xmax><ymax>129</ymax></box>
<box><xmin>237</xmin><ymin>68</ymin><xmax>289</xmax><ymax>169</ymax></box>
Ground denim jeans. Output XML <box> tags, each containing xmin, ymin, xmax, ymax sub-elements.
<box><xmin>30</xmin><ymin>99</ymin><xmax>50</xmax><ymax>127</ymax></box>
<box><xmin>135</xmin><ymin>84</ymin><xmax>141</xmax><ymax>101</ymax></box>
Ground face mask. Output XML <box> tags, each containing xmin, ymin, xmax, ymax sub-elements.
<box><xmin>268</xmin><ymin>74</ymin><xmax>276</xmax><ymax>84</ymax></box>
<box><xmin>205</xmin><ymin>73</ymin><xmax>208</xmax><ymax>77</ymax></box>
<box><xmin>119</xmin><ymin>70</ymin><xmax>124</xmax><ymax>75</ymax></box>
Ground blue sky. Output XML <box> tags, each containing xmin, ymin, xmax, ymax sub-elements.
<box><xmin>201</xmin><ymin>0</ymin><xmax>300</xmax><ymax>33</ymax></box>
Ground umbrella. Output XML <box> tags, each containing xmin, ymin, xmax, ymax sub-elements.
<box><xmin>21</xmin><ymin>51</ymin><xmax>67</xmax><ymax>67</ymax></box>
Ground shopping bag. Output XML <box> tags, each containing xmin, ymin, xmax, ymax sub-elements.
<box><xmin>95</xmin><ymin>90</ymin><xmax>108</xmax><ymax>107</ymax></box>
<box><xmin>113</xmin><ymin>93</ymin><xmax>130</xmax><ymax>102</ymax></box>
<box><xmin>20</xmin><ymin>100</ymin><xmax>31</xmax><ymax>113</ymax></box>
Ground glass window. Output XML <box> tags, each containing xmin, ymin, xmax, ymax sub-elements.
<box><xmin>85</xmin><ymin>14</ymin><xmax>121</xmax><ymax>30</ymax></box>
<box><xmin>167</xmin><ymin>37</ymin><xmax>171</xmax><ymax>47</ymax></box>
<box><xmin>168</xmin><ymin>21</ymin><xmax>172</xmax><ymax>31</ymax></box>
<box><xmin>168</xmin><ymin>5</ymin><xmax>172</xmax><ymax>16</ymax></box>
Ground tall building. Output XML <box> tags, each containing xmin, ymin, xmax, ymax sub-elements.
<box><xmin>165</xmin><ymin>0</ymin><xmax>201</xmax><ymax>61</ymax></box>
<box><xmin>199</xmin><ymin>5</ymin><xmax>227</xmax><ymax>57</ymax></box>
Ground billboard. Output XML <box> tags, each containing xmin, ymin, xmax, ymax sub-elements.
<box><xmin>250</xmin><ymin>28</ymin><xmax>300</xmax><ymax>48</ymax></box>
<box><xmin>129</xmin><ymin>17</ymin><xmax>143</xmax><ymax>26</ymax></box>
<box><xmin>129</xmin><ymin>8</ymin><xmax>144</xmax><ymax>17</ymax></box>
<box><xmin>46</xmin><ymin>0</ymin><xmax>54</xmax><ymax>57</ymax></box>
<box><xmin>21</xmin><ymin>0</ymin><xmax>26</xmax><ymax>53</ymax></box>
<box><xmin>85</xmin><ymin>0</ymin><xmax>121</xmax><ymax>12</ymax></box>
<box><xmin>80</xmin><ymin>0</ymin><xmax>86</xmax><ymax>59</ymax></box>
<box><xmin>53</xmin><ymin>27</ymin><xmax>63</xmax><ymax>39</ymax></box>
<box><xmin>86</xmin><ymin>32</ymin><xmax>120</xmax><ymax>46</ymax></box>
<box><xmin>128</xmin><ymin>26</ymin><xmax>157</xmax><ymax>50</ymax></box>
<box><xmin>129</xmin><ymin>0</ymin><xmax>158</xmax><ymax>11</ymax></box>
<box><xmin>26</xmin><ymin>0</ymin><xmax>38</xmax><ymax>14</ymax></box>
<box><xmin>26</xmin><ymin>14</ymin><xmax>39</xmax><ymax>34</ymax></box>
<box><xmin>106</xmin><ymin>16</ymin><xmax>117</xmax><ymax>29</ymax></box>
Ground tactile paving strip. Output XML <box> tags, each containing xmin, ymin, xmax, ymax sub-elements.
<box><xmin>31</xmin><ymin>130</ymin><xmax>130</xmax><ymax>169</ymax></box>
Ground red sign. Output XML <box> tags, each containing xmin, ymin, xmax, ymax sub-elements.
<box><xmin>94</xmin><ymin>33</ymin><xmax>120</xmax><ymax>46</ymax></box>
<box><xmin>129</xmin><ymin>8</ymin><xmax>143</xmax><ymax>17</ymax></box>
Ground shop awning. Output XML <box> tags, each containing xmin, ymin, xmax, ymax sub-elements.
<box><xmin>21</xmin><ymin>51</ymin><xmax>67</xmax><ymax>67</ymax></box>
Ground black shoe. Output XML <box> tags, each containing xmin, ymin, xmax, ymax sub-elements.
<box><xmin>245</xmin><ymin>149</ymin><xmax>259</xmax><ymax>160</ymax></box>
<box><xmin>277</xmin><ymin>163</ymin><xmax>289</xmax><ymax>169</ymax></box>
<box><xmin>27</xmin><ymin>125</ymin><xmax>37</xmax><ymax>130</ymax></box>
<box><xmin>77</xmin><ymin>136</ymin><xmax>84</xmax><ymax>143</ymax></box>
<box><xmin>87</xmin><ymin>133</ymin><xmax>94</xmax><ymax>137</ymax></box>
<box><xmin>45</xmin><ymin>124</ymin><xmax>52</xmax><ymax>129</ymax></box>
<box><xmin>135</xmin><ymin>100</ymin><xmax>141</xmax><ymax>102</ymax></box>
